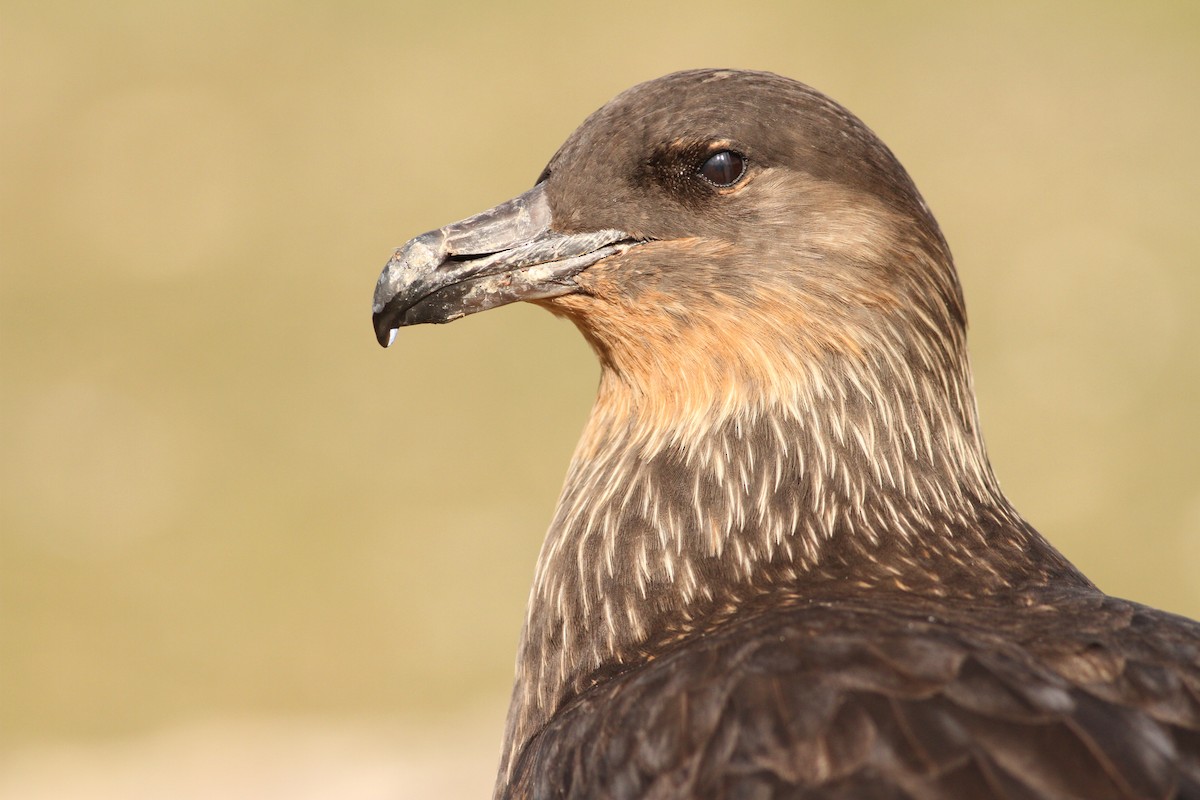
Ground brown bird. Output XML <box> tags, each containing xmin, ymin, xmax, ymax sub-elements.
<box><xmin>371</xmin><ymin>70</ymin><xmax>1200</xmax><ymax>799</ymax></box>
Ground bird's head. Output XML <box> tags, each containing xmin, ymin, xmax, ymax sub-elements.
<box><xmin>372</xmin><ymin>75</ymin><xmax>1064</xmax><ymax>744</ymax></box>
<box><xmin>373</xmin><ymin>69</ymin><xmax>966</xmax><ymax>426</ymax></box>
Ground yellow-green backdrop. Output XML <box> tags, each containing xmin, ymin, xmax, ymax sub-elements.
<box><xmin>2</xmin><ymin>2</ymin><xmax>1198</xmax><ymax>797</ymax></box>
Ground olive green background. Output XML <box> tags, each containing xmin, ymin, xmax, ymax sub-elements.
<box><xmin>2</xmin><ymin>1</ymin><xmax>1198</xmax><ymax>796</ymax></box>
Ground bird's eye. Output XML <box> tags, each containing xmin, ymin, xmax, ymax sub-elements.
<box><xmin>698</xmin><ymin>150</ymin><xmax>747</xmax><ymax>187</ymax></box>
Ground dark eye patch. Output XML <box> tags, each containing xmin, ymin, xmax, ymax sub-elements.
<box><xmin>634</xmin><ymin>140</ymin><xmax>749</xmax><ymax>207</ymax></box>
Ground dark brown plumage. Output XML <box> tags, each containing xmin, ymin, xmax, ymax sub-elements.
<box><xmin>371</xmin><ymin>69</ymin><xmax>1200</xmax><ymax>799</ymax></box>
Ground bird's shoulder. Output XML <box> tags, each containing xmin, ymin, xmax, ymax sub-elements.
<box><xmin>506</xmin><ymin>588</ymin><xmax>1200</xmax><ymax>800</ymax></box>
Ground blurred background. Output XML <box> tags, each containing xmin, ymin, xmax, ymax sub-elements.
<box><xmin>2</xmin><ymin>1</ymin><xmax>1198</xmax><ymax>797</ymax></box>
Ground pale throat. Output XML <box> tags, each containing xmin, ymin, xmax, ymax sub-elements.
<box><xmin>499</xmin><ymin>314</ymin><xmax>1033</xmax><ymax>784</ymax></box>
<box><xmin>526</xmin><ymin>316</ymin><xmax>1004</xmax><ymax>640</ymax></box>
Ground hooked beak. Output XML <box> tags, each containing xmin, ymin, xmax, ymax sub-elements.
<box><xmin>371</xmin><ymin>183</ymin><xmax>637</xmax><ymax>347</ymax></box>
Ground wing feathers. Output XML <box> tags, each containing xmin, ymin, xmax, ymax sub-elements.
<box><xmin>506</xmin><ymin>592</ymin><xmax>1200</xmax><ymax>799</ymax></box>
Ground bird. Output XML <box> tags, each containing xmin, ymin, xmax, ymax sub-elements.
<box><xmin>371</xmin><ymin>69</ymin><xmax>1200</xmax><ymax>799</ymax></box>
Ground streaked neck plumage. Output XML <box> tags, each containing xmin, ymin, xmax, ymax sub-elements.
<box><xmin>494</xmin><ymin>282</ymin><xmax>1091</xmax><ymax>787</ymax></box>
